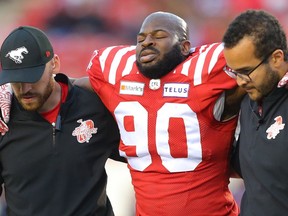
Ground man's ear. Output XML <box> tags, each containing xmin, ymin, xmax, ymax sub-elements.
<box><xmin>181</xmin><ymin>40</ymin><xmax>191</xmax><ymax>56</ymax></box>
<box><xmin>52</xmin><ymin>54</ymin><xmax>61</xmax><ymax>73</ymax></box>
<box><xmin>271</xmin><ymin>49</ymin><xmax>284</xmax><ymax>66</ymax></box>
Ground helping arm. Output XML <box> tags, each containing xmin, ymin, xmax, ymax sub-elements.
<box><xmin>0</xmin><ymin>83</ymin><xmax>13</xmax><ymax>135</ymax></box>
<box><xmin>221</xmin><ymin>86</ymin><xmax>246</xmax><ymax>121</ymax></box>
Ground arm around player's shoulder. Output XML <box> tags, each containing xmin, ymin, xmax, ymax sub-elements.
<box><xmin>221</xmin><ymin>86</ymin><xmax>246</xmax><ymax>121</ymax></box>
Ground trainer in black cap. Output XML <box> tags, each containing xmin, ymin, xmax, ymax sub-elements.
<box><xmin>0</xmin><ymin>26</ymin><xmax>54</xmax><ymax>85</ymax></box>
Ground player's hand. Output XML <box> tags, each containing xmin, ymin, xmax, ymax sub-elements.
<box><xmin>0</xmin><ymin>83</ymin><xmax>12</xmax><ymax>135</ymax></box>
<box><xmin>0</xmin><ymin>119</ymin><xmax>8</xmax><ymax>136</ymax></box>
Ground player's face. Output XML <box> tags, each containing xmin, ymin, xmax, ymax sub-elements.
<box><xmin>11</xmin><ymin>59</ymin><xmax>55</xmax><ymax>112</ymax></box>
<box><xmin>136</xmin><ymin>17</ymin><xmax>186</xmax><ymax>79</ymax></box>
<box><xmin>224</xmin><ymin>37</ymin><xmax>279</xmax><ymax>102</ymax></box>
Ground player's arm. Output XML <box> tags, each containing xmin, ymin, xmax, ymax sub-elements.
<box><xmin>230</xmin><ymin>167</ymin><xmax>242</xmax><ymax>178</ymax></box>
<box><xmin>72</xmin><ymin>49</ymin><xmax>104</xmax><ymax>93</ymax></box>
<box><xmin>206</xmin><ymin>44</ymin><xmax>246</xmax><ymax>121</ymax></box>
<box><xmin>0</xmin><ymin>84</ymin><xmax>13</xmax><ymax>135</ymax></box>
<box><xmin>221</xmin><ymin>86</ymin><xmax>246</xmax><ymax>121</ymax></box>
<box><xmin>230</xmin><ymin>138</ymin><xmax>242</xmax><ymax>178</ymax></box>
<box><xmin>73</xmin><ymin>77</ymin><xmax>94</xmax><ymax>92</ymax></box>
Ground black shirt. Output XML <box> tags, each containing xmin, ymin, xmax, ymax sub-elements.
<box><xmin>233</xmin><ymin>87</ymin><xmax>288</xmax><ymax>216</ymax></box>
<box><xmin>0</xmin><ymin>74</ymin><xmax>122</xmax><ymax>216</ymax></box>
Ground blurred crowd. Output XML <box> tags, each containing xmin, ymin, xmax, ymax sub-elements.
<box><xmin>0</xmin><ymin>0</ymin><xmax>287</xmax><ymax>215</ymax></box>
<box><xmin>1</xmin><ymin>0</ymin><xmax>288</xmax><ymax>77</ymax></box>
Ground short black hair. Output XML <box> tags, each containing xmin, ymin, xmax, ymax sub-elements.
<box><xmin>223</xmin><ymin>10</ymin><xmax>288</xmax><ymax>61</ymax></box>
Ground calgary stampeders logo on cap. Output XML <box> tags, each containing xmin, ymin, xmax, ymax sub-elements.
<box><xmin>5</xmin><ymin>46</ymin><xmax>28</xmax><ymax>64</ymax></box>
<box><xmin>72</xmin><ymin>119</ymin><xmax>98</xmax><ymax>143</ymax></box>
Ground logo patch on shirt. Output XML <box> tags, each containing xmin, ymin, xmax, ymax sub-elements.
<box><xmin>72</xmin><ymin>119</ymin><xmax>98</xmax><ymax>143</ymax></box>
<box><xmin>149</xmin><ymin>79</ymin><xmax>161</xmax><ymax>90</ymax></box>
<box><xmin>120</xmin><ymin>81</ymin><xmax>144</xmax><ymax>96</ymax></box>
<box><xmin>163</xmin><ymin>83</ymin><xmax>189</xmax><ymax>97</ymax></box>
<box><xmin>266</xmin><ymin>116</ymin><xmax>285</xmax><ymax>139</ymax></box>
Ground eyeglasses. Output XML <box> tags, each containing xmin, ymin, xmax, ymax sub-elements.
<box><xmin>223</xmin><ymin>51</ymin><xmax>274</xmax><ymax>82</ymax></box>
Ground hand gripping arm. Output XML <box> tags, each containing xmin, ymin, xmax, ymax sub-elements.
<box><xmin>0</xmin><ymin>84</ymin><xmax>12</xmax><ymax>135</ymax></box>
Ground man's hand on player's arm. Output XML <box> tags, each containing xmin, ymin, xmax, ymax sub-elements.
<box><xmin>0</xmin><ymin>83</ymin><xmax>12</xmax><ymax>135</ymax></box>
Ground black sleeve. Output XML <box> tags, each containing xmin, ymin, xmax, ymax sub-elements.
<box><xmin>0</xmin><ymin>164</ymin><xmax>3</xmax><ymax>196</ymax></box>
<box><xmin>231</xmin><ymin>138</ymin><xmax>242</xmax><ymax>177</ymax></box>
<box><xmin>104</xmin><ymin>107</ymin><xmax>126</xmax><ymax>163</ymax></box>
<box><xmin>109</xmin><ymin>147</ymin><xmax>127</xmax><ymax>163</ymax></box>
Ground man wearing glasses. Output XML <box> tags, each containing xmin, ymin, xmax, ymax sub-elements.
<box><xmin>223</xmin><ymin>9</ymin><xmax>288</xmax><ymax>216</ymax></box>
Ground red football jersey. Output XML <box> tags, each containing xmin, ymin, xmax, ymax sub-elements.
<box><xmin>87</xmin><ymin>43</ymin><xmax>239</xmax><ymax>216</ymax></box>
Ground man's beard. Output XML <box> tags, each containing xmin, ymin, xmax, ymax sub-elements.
<box><xmin>136</xmin><ymin>44</ymin><xmax>186</xmax><ymax>79</ymax></box>
<box><xmin>17</xmin><ymin>81</ymin><xmax>53</xmax><ymax>112</ymax></box>
<box><xmin>255</xmin><ymin>66</ymin><xmax>280</xmax><ymax>100</ymax></box>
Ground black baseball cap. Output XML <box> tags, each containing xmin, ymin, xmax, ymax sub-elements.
<box><xmin>0</xmin><ymin>26</ymin><xmax>54</xmax><ymax>85</ymax></box>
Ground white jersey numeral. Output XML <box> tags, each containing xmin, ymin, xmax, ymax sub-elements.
<box><xmin>115</xmin><ymin>102</ymin><xmax>202</xmax><ymax>172</ymax></box>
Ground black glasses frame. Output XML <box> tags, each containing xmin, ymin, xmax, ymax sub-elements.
<box><xmin>224</xmin><ymin>50</ymin><xmax>275</xmax><ymax>81</ymax></box>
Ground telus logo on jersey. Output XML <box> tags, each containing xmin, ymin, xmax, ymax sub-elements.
<box><xmin>120</xmin><ymin>81</ymin><xmax>144</xmax><ymax>96</ymax></box>
<box><xmin>163</xmin><ymin>83</ymin><xmax>189</xmax><ymax>97</ymax></box>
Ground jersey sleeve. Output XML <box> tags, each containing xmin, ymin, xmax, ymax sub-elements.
<box><xmin>86</xmin><ymin>49</ymin><xmax>115</xmax><ymax>109</ymax></box>
<box><xmin>86</xmin><ymin>45</ymin><xmax>136</xmax><ymax>110</ymax></box>
<box><xmin>87</xmin><ymin>50</ymin><xmax>106</xmax><ymax>93</ymax></box>
<box><xmin>207</xmin><ymin>44</ymin><xmax>238</xmax><ymax>89</ymax></box>
<box><xmin>187</xmin><ymin>43</ymin><xmax>239</xmax><ymax>122</ymax></box>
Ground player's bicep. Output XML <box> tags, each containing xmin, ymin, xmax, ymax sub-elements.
<box><xmin>221</xmin><ymin>86</ymin><xmax>246</xmax><ymax>121</ymax></box>
<box><xmin>74</xmin><ymin>77</ymin><xmax>94</xmax><ymax>92</ymax></box>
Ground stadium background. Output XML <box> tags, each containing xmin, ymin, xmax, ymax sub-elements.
<box><xmin>0</xmin><ymin>0</ymin><xmax>287</xmax><ymax>215</ymax></box>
